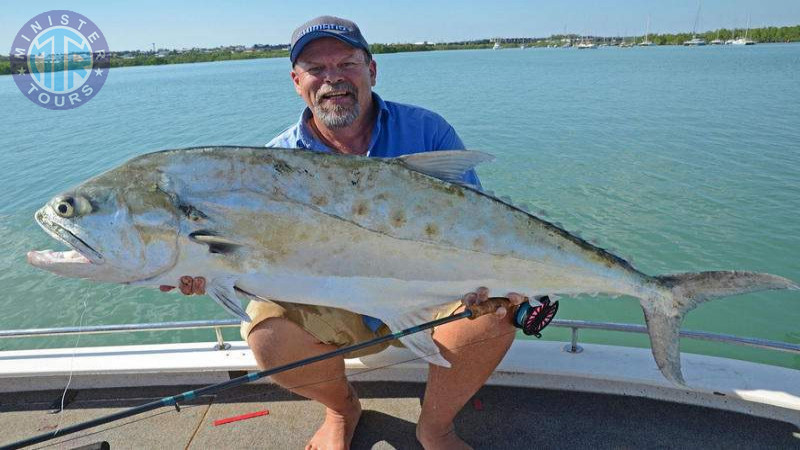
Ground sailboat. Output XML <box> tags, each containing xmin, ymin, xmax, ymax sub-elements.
<box><xmin>639</xmin><ymin>15</ymin><xmax>654</xmax><ymax>46</ymax></box>
<box><xmin>683</xmin><ymin>36</ymin><xmax>707</xmax><ymax>46</ymax></box>
<box><xmin>618</xmin><ymin>29</ymin><xmax>634</xmax><ymax>48</ymax></box>
<box><xmin>732</xmin><ymin>16</ymin><xmax>756</xmax><ymax>45</ymax></box>
<box><xmin>576</xmin><ymin>36</ymin><xmax>597</xmax><ymax>49</ymax></box>
<box><xmin>683</xmin><ymin>1</ymin><xmax>707</xmax><ymax>46</ymax></box>
<box><xmin>710</xmin><ymin>29</ymin><xmax>724</xmax><ymax>45</ymax></box>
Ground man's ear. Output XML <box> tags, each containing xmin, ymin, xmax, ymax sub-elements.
<box><xmin>291</xmin><ymin>69</ymin><xmax>302</xmax><ymax>95</ymax></box>
<box><xmin>369</xmin><ymin>59</ymin><xmax>377</xmax><ymax>87</ymax></box>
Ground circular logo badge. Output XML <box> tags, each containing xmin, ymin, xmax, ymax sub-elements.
<box><xmin>10</xmin><ymin>10</ymin><xmax>110</xmax><ymax>110</ymax></box>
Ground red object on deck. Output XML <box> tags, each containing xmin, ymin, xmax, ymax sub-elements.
<box><xmin>213</xmin><ymin>410</ymin><xmax>269</xmax><ymax>426</ymax></box>
<box><xmin>472</xmin><ymin>398</ymin><xmax>484</xmax><ymax>411</ymax></box>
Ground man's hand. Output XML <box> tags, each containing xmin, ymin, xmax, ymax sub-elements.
<box><xmin>159</xmin><ymin>276</ymin><xmax>206</xmax><ymax>295</ymax></box>
<box><xmin>460</xmin><ymin>287</ymin><xmax>528</xmax><ymax>319</ymax></box>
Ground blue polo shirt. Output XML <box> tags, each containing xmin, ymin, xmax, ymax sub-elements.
<box><xmin>267</xmin><ymin>92</ymin><xmax>480</xmax><ymax>332</ymax></box>
<box><xmin>267</xmin><ymin>93</ymin><xmax>481</xmax><ymax>187</ymax></box>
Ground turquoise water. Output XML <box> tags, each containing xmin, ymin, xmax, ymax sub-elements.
<box><xmin>1</xmin><ymin>45</ymin><xmax>798</xmax><ymax>370</ymax></box>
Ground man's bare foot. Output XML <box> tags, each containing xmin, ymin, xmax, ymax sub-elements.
<box><xmin>305</xmin><ymin>385</ymin><xmax>362</xmax><ymax>450</ymax></box>
<box><xmin>416</xmin><ymin>422</ymin><xmax>472</xmax><ymax>450</ymax></box>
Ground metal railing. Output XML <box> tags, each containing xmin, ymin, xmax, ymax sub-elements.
<box><xmin>552</xmin><ymin>319</ymin><xmax>800</xmax><ymax>355</ymax></box>
<box><xmin>1</xmin><ymin>319</ymin><xmax>798</xmax><ymax>356</ymax></box>
<box><xmin>0</xmin><ymin>319</ymin><xmax>242</xmax><ymax>350</ymax></box>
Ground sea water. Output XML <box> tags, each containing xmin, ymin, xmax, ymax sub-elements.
<box><xmin>0</xmin><ymin>44</ymin><xmax>798</xmax><ymax>370</ymax></box>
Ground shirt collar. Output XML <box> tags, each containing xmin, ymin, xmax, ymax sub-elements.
<box><xmin>297</xmin><ymin>93</ymin><xmax>390</xmax><ymax>156</ymax></box>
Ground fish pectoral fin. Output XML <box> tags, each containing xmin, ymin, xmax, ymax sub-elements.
<box><xmin>189</xmin><ymin>230</ymin><xmax>242</xmax><ymax>255</ymax></box>
<box><xmin>234</xmin><ymin>286</ymin><xmax>275</xmax><ymax>302</ymax></box>
<box><xmin>397</xmin><ymin>150</ymin><xmax>494</xmax><ymax>187</ymax></box>
<box><xmin>207</xmin><ymin>276</ymin><xmax>250</xmax><ymax>322</ymax></box>
<box><xmin>381</xmin><ymin>308</ymin><xmax>452</xmax><ymax>367</ymax></box>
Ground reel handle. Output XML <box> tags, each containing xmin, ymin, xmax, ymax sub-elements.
<box><xmin>465</xmin><ymin>297</ymin><xmax>514</xmax><ymax>319</ymax></box>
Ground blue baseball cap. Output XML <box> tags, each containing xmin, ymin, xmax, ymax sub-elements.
<box><xmin>290</xmin><ymin>16</ymin><xmax>371</xmax><ymax>64</ymax></box>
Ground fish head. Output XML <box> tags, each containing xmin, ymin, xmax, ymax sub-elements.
<box><xmin>27</xmin><ymin>170</ymin><xmax>181</xmax><ymax>283</ymax></box>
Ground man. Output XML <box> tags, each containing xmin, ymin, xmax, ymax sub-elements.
<box><xmin>165</xmin><ymin>16</ymin><xmax>524</xmax><ymax>450</ymax></box>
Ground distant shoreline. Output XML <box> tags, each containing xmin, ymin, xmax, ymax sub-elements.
<box><xmin>2</xmin><ymin>24</ymin><xmax>799</xmax><ymax>76</ymax></box>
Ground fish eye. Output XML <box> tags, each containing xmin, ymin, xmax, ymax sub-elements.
<box><xmin>53</xmin><ymin>195</ymin><xmax>92</xmax><ymax>218</ymax></box>
<box><xmin>54</xmin><ymin>197</ymin><xmax>75</xmax><ymax>217</ymax></box>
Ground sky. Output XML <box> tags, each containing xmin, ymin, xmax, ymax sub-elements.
<box><xmin>2</xmin><ymin>0</ymin><xmax>799</xmax><ymax>52</ymax></box>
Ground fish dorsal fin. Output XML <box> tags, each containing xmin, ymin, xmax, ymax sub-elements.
<box><xmin>397</xmin><ymin>150</ymin><xmax>494</xmax><ymax>187</ymax></box>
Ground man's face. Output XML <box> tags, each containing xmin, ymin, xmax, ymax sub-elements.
<box><xmin>291</xmin><ymin>38</ymin><xmax>377</xmax><ymax>129</ymax></box>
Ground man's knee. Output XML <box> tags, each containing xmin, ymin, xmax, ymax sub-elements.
<box><xmin>247</xmin><ymin>317</ymin><xmax>322</xmax><ymax>367</ymax></box>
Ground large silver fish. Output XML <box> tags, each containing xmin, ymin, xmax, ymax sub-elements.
<box><xmin>27</xmin><ymin>146</ymin><xmax>797</xmax><ymax>385</ymax></box>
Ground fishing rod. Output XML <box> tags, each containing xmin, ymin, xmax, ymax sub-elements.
<box><xmin>3</xmin><ymin>296</ymin><xmax>558</xmax><ymax>450</ymax></box>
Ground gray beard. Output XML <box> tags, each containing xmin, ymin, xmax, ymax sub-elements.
<box><xmin>313</xmin><ymin>101</ymin><xmax>361</xmax><ymax>129</ymax></box>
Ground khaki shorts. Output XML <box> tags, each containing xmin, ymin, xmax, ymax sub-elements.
<box><xmin>240</xmin><ymin>299</ymin><xmax>463</xmax><ymax>359</ymax></box>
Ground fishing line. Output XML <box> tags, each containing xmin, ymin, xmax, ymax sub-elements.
<box><xmin>5</xmin><ymin>298</ymin><xmax>552</xmax><ymax>449</ymax></box>
<box><xmin>282</xmin><ymin>330</ymin><xmax>522</xmax><ymax>396</ymax></box>
<box><xmin>82</xmin><ymin>315</ymin><xmax>521</xmax><ymax>411</ymax></box>
<box><xmin>205</xmin><ymin>296</ymin><xmax>558</xmax><ymax>404</ymax></box>
<box><xmin>37</xmin><ymin>407</ymin><xmax>182</xmax><ymax>449</ymax></box>
<box><xmin>54</xmin><ymin>299</ymin><xmax>88</xmax><ymax>436</ymax></box>
<box><xmin>3</xmin><ymin>304</ymin><xmax>483</xmax><ymax>449</ymax></box>
<box><xmin>40</xmin><ymin>327</ymin><xmax>522</xmax><ymax>449</ymax></box>
<box><xmin>240</xmin><ymin>296</ymin><xmax>557</xmax><ymax>398</ymax></box>
<box><xmin>206</xmin><ymin>327</ymin><xmax>522</xmax><ymax>406</ymax></box>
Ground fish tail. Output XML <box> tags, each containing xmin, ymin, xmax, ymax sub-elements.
<box><xmin>640</xmin><ymin>271</ymin><xmax>798</xmax><ymax>386</ymax></box>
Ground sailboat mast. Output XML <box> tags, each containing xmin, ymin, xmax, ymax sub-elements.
<box><xmin>692</xmin><ymin>0</ymin><xmax>702</xmax><ymax>37</ymax></box>
<box><xmin>744</xmin><ymin>15</ymin><xmax>750</xmax><ymax>39</ymax></box>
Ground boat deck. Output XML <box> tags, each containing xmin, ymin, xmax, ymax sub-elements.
<box><xmin>2</xmin><ymin>381</ymin><xmax>799</xmax><ymax>449</ymax></box>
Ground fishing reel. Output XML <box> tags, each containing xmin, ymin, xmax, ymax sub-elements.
<box><xmin>512</xmin><ymin>296</ymin><xmax>559</xmax><ymax>338</ymax></box>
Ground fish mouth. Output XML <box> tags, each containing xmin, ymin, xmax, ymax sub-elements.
<box><xmin>28</xmin><ymin>212</ymin><xmax>105</xmax><ymax>267</ymax></box>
